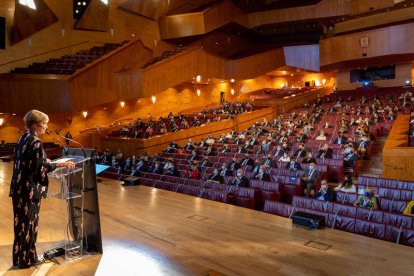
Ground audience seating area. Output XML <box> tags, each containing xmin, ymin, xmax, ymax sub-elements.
<box><xmin>98</xmin><ymin>87</ymin><xmax>414</xmax><ymax>247</ymax></box>
<box><xmin>10</xmin><ymin>42</ymin><xmax>128</xmax><ymax>75</ymax></box>
<box><xmin>108</xmin><ymin>102</ymin><xmax>254</xmax><ymax>138</ymax></box>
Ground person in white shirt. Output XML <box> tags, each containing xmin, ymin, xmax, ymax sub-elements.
<box><xmin>278</xmin><ymin>153</ymin><xmax>290</xmax><ymax>163</ymax></box>
<box><xmin>315</xmin><ymin>130</ymin><xmax>327</xmax><ymax>141</ymax></box>
<box><xmin>334</xmin><ymin>175</ymin><xmax>356</xmax><ymax>193</ymax></box>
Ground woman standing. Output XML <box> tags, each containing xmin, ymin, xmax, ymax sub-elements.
<box><xmin>10</xmin><ymin>110</ymin><xmax>74</xmax><ymax>268</ymax></box>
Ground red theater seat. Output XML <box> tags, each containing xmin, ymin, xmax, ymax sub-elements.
<box><xmin>333</xmin><ymin>203</ymin><xmax>357</xmax><ymax>218</ymax></box>
<box><xmin>335</xmin><ymin>192</ymin><xmax>358</xmax><ymax>205</ymax></box>
<box><xmin>311</xmin><ymin>199</ymin><xmax>334</xmax><ymax>213</ymax></box>
<box><xmin>330</xmin><ymin>214</ymin><xmax>356</xmax><ymax>232</ymax></box>
<box><xmin>154</xmin><ymin>181</ymin><xmax>178</xmax><ymax>192</ymax></box>
<box><xmin>382</xmin><ymin>212</ymin><xmax>413</xmax><ymax>228</ymax></box>
<box><xmin>292</xmin><ymin>196</ymin><xmax>312</xmax><ymax>209</ymax></box>
<box><xmin>201</xmin><ymin>189</ymin><xmax>228</xmax><ymax>203</ymax></box>
<box><xmin>356</xmin><ymin>208</ymin><xmax>384</xmax><ymax>223</ymax></box>
<box><xmin>354</xmin><ymin>220</ymin><xmax>386</xmax><ymax>240</ymax></box>
<box><xmin>177</xmin><ymin>185</ymin><xmax>202</xmax><ymax>197</ymax></box>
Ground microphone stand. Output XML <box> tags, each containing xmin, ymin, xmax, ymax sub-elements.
<box><xmin>45</xmin><ymin>130</ymin><xmax>69</xmax><ymax>156</ymax></box>
<box><xmin>55</xmin><ymin>130</ymin><xmax>88</xmax><ymax>160</ymax></box>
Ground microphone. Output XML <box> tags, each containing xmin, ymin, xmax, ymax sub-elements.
<box><xmin>45</xmin><ymin>130</ymin><xmax>69</xmax><ymax>156</ymax></box>
<box><xmin>55</xmin><ymin>130</ymin><xmax>87</xmax><ymax>159</ymax></box>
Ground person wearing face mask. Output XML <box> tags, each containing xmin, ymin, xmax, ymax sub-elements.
<box><xmin>278</xmin><ymin>152</ymin><xmax>291</xmax><ymax>163</ymax></box>
<box><xmin>353</xmin><ymin>187</ymin><xmax>378</xmax><ymax>209</ymax></box>
<box><xmin>220</xmin><ymin>163</ymin><xmax>233</xmax><ymax>176</ymax></box>
<box><xmin>333</xmin><ymin>133</ymin><xmax>347</xmax><ymax>145</ymax></box>
<box><xmin>187</xmin><ymin>150</ymin><xmax>199</xmax><ymax>164</ymax></box>
<box><xmin>262</xmin><ymin>154</ymin><xmax>276</xmax><ymax>168</ymax></box>
<box><xmin>232</xmin><ymin>168</ymin><xmax>249</xmax><ymax>187</ymax></box>
<box><xmin>254</xmin><ymin>165</ymin><xmax>271</xmax><ymax>181</ymax></box>
<box><xmin>207</xmin><ymin>168</ymin><xmax>223</xmax><ymax>183</ymax></box>
<box><xmin>300</xmin><ymin>162</ymin><xmax>320</xmax><ymax>197</ymax></box>
<box><xmin>293</xmin><ymin>143</ymin><xmax>308</xmax><ymax>158</ymax></box>
<box><xmin>344</xmin><ymin>149</ymin><xmax>359</xmax><ymax>169</ymax></box>
<box><xmin>313</xmin><ymin>180</ymin><xmax>334</xmax><ymax>201</ymax></box>
<box><xmin>357</xmin><ymin>136</ymin><xmax>371</xmax><ymax>158</ymax></box>
<box><xmin>317</xmin><ymin>144</ymin><xmax>333</xmax><ymax>159</ymax></box>
<box><xmin>240</xmin><ymin>154</ymin><xmax>254</xmax><ymax>166</ymax></box>
<box><xmin>251</xmin><ymin>159</ymin><xmax>261</xmax><ymax>174</ymax></box>
<box><xmin>286</xmin><ymin>157</ymin><xmax>302</xmax><ymax>171</ymax></box>
<box><xmin>273</xmin><ymin>145</ymin><xmax>284</xmax><ymax>157</ymax></box>
<box><xmin>228</xmin><ymin>158</ymin><xmax>241</xmax><ymax>171</ymax></box>
<box><xmin>132</xmin><ymin>158</ymin><xmax>147</xmax><ymax>176</ymax></box>
<box><xmin>164</xmin><ymin>159</ymin><xmax>179</xmax><ymax>176</ymax></box>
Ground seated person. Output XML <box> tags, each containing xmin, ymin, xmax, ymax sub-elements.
<box><xmin>231</xmin><ymin>168</ymin><xmax>249</xmax><ymax>187</ymax></box>
<box><xmin>228</xmin><ymin>157</ymin><xmax>241</xmax><ymax>171</ymax></box>
<box><xmin>262</xmin><ymin>154</ymin><xmax>276</xmax><ymax>168</ymax></box>
<box><xmin>184</xmin><ymin>165</ymin><xmax>200</xmax><ymax>180</ymax></box>
<box><xmin>165</xmin><ymin>141</ymin><xmax>178</xmax><ymax>153</ymax></box>
<box><xmin>273</xmin><ymin>145</ymin><xmax>284</xmax><ymax>157</ymax></box>
<box><xmin>353</xmin><ymin>187</ymin><xmax>378</xmax><ymax>210</ymax></box>
<box><xmin>236</xmin><ymin>145</ymin><xmax>247</xmax><ymax>154</ymax></box>
<box><xmin>317</xmin><ymin>144</ymin><xmax>333</xmax><ymax>159</ymax></box>
<box><xmin>254</xmin><ymin>165</ymin><xmax>271</xmax><ymax>181</ymax></box>
<box><xmin>333</xmin><ymin>133</ymin><xmax>347</xmax><ymax>145</ymax></box>
<box><xmin>286</xmin><ymin>157</ymin><xmax>302</xmax><ymax>171</ymax></box>
<box><xmin>344</xmin><ymin>149</ymin><xmax>359</xmax><ymax>169</ymax></box>
<box><xmin>176</xmin><ymin>146</ymin><xmax>187</xmax><ymax>155</ymax></box>
<box><xmin>293</xmin><ymin>143</ymin><xmax>308</xmax><ymax>158</ymax></box>
<box><xmin>184</xmin><ymin>140</ymin><xmax>195</xmax><ymax>151</ymax></box>
<box><xmin>278</xmin><ymin>152</ymin><xmax>291</xmax><ymax>164</ymax></box>
<box><xmin>207</xmin><ymin>168</ymin><xmax>223</xmax><ymax>183</ymax></box>
<box><xmin>203</xmin><ymin>146</ymin><xmax>216</xmax><ymax>156</ymax></box>
<box><xmin>187</xmin><ymin>150</ymin><xmax>199</xmax><ymax>164</ymax></box>
<box><xmin>300</xmin><ymin>162</ymin><xmax>320</xmax><ymax>198</ymax></box>
<box><xmin>313</xmin><ymin>180</ymin><xmax>334</xmax><ymax>201</ymax></box>
<box><xmin>255</xmin><ymin>144</ymin><xmax>265</xmax><ymax>154</ymax></box>
<box><xmin>315</xmin><ymin>130</ymin><xmax>327</xmax><ymax>141</ymax></box>
<box><xmin>403</xmin><ymin>200</ymin><xmax>414</xmax><ymax>216</ymax></box>
<box><xmin>357</xmin><ymin>135</ymin><xmax>371</xmax><ymax>157</ymax></box>
<box><xmin>220</xmin><ymin>163</ymin><xmax>233</xmax><ymax>176</ymax></box>
<box><xmin>334</xmin><ymin>175</ymin><xmax>356</xmax><ymax>193</ymax></box>
<box><xmin>199</xmin><ymin>157</ymin><xmax>212</xmax><ymax>167</ymax></box>
<box><xmin>251</xmin><ymin>159</ymin><xmax>261</xmax><ymax>174</ymax></box>
<box><xmin>132</xmin><ymin>159</ymin><xmax>147</xmax><ymax>176</ymax></box>
<box><xmin>149</xmin><ymin>161</ymin><xmax>163</xmax><ymax>174</ymax></box>
<box><xmin>220</xmin><ymin>144</ymin><xmax>231</xmax><ymax>154</ymax></box>
<box><xmin>163</xmin><ymin>159</ymin><xmax>179</xmax><ymax>176</ymax></box>
<box><xmin>240</xmin><ymin>153</ymin><xmax>254</xmax><ymax>166</ymax></box>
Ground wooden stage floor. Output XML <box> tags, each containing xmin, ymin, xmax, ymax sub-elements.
<box><xmin>0</xmin><ymin>162</ymin><xmax>413</xmax><ymax>276</ymax></box>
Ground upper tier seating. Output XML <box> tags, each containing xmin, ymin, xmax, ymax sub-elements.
<box><xmin>10</xmin><ymin>41</ymin><xmax>128</xmax><ymax>75</ymax></box>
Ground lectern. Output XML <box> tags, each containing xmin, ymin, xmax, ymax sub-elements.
<box><xmin>48</xmin><ymin>147</ymin><xmax>102</xmax><ymax>260</ymax></box>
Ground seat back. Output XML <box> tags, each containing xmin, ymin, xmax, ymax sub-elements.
<box><xmin>354</xmin><ymin>219</ymin><xmax>386</xmax><ymax>240</ymax></box>
<box><xmin>382</xmin><ymin>212</ymin><xmax>413</xmax><ymax>228</ymax></box>
<box><xmin>333</xmin><ymin>203</ymin><xmax>357</xmax><ymax>218</ymax></box>
<box><xmin>356</xmin><ymin>208</ymin><xmax>384</xmax><ymax>223</ymax></box>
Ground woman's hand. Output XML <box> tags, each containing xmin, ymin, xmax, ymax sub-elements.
<box><xmin>57</xmin><ymin>161</ymin><xmax>76</xmax><ymax>169</ymax></box>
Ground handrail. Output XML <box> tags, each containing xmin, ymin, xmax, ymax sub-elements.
<box><xmin>0</xmin><ymin>40</ymin><xmax>91</xmax><ymax>67</ymax></box>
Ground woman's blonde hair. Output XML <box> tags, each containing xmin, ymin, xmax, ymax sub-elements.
<box><xmin>23</xmin><ymin>110</ymin><xmax>49</xmax><ymax>129</ymax></box>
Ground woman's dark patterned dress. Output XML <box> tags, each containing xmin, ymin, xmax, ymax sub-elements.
<box><xmin>10</xmin><ymin>131</ymin><xmax>56</xmax><ymax>268</ymax></box>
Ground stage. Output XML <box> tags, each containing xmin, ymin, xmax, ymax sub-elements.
<box><xmin>0</xmin><ymin>162</ymin><xmax>413</xmax><ymax>276</ymax></box>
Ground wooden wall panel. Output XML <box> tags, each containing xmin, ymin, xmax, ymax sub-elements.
<box><xmin>0</xmin><ymin>76</ymin><xmax>70</xmax><ymax>112</ymax></box>
<box><xmin>203</xmin><ymin>0</ymin><xmax>248</xmax><ymax>33</ymax></box>
<box><xmin>225</xmin><ymin>48</ymin><xmax>285</xmax><ymax>80</ymax></box>
<box><xmin>159</xmin><ymin>0</ymin><xmax>248</xmax><ymax>40</ymax></box>
<box><xmin>349</xmin><ymin>0</ymin><xmax>394</xmax><ymax>15</ymax></box>
<box><xmin>248</xmin><ymin>0</ymin><xmax>350</xmax><ymax>28</ymax></box>
<box><xmin>119</xmin><ymin>0</ymin><xmax>162</xmax><ymax>20</ymax></box>
<box><xmin>383</xmin><ymin>115</ymin><xmax>414</xmax><ymax>181</ymax></box>
<box><xmin>75</xmin><ymin>0</ymin><xmax>110</xmax><ymax>32</ymax></box>
<box><xmin>11</xmin><ymin>0</ymin><xmax>58</xmax><ymax>44</ymax></box>
<box><xmin>158</xmin><ymin>12</ymin><xmax>205</xmax><ymax>39</ymax></box>
<box><xmin>283</xmin><ymin>45</ymin><xmax>320</xmax><ymax>72</ymax></box>
<box><xmin>335</xmin><ymin>7</ymin><xmax>414</xmax><ymax>34</ymax></box>
<box><xmin>69</xmin><ymin>40</ymin><xmax>152</xmax><ymax>111</ymax></box>
<box><xmin>320</xmin><ymin>23</ymin><xmax>414</xmax><ymax>67</ymax></box>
